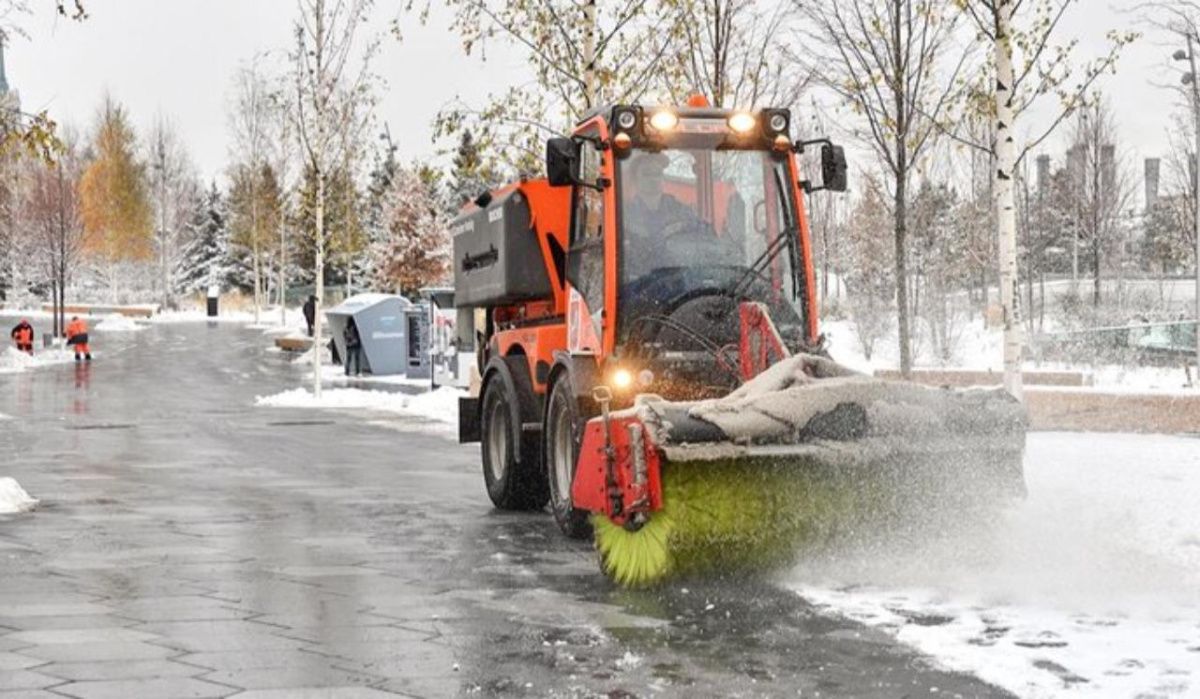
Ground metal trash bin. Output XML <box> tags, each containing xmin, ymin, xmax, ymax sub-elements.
<box><xmin>207</xmin><ymin>285</ymin><xmax>220</xmax><ymax>318</ymax></box>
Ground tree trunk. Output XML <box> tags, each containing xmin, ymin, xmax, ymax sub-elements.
<box><xmin>994</xmin><ymin>0</ymin><xmax>1024</xmax><ymax>400</ymax></box>
<box><xmin>313</xmin><ymin>172</ymin><xmax>326</xmax><ymax>398</ymax></box>
<box><xmin>279</xmin><ymin>224</ymin><xmax>288</xmax><ymax>326</ymax></box>
<box><xmin>894</xmin><ymin>160</ymin><xmax>912</xmax><ymax>377</ymax></box>
<box><xmin>58</xmin><ymin>262</ymin><xmax>65</xmax><ymax>340</ymax></box>
<box><xmin>582</xmin><ymin>0</ymin><xmax>597</xmax><ymax>108</ymax></box>
<box><xmin>160</xmin><ymin>171</ymin><xmax>170</xmax><ymax>311</ymax></box>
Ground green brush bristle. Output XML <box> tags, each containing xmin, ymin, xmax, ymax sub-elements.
<box><xmin>593</xmin><ymin>458</ymin><xmax>860</xmax><ymax>588</ymax></box>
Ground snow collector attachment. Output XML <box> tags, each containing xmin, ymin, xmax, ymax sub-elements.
<box><xmin>572</xmin><ymin>355</ymin><xmax>1028</xmax><ymax>587</ymax></box>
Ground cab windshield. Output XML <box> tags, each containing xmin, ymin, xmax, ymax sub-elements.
<box><xmin>616</xmin><ymin>143</ymin><xmax>805</xmax><ymax>345</ymax></box>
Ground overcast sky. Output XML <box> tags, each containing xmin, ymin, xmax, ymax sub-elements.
<box><xmin>3</xmin><ymin>0</ymin><xmax>1183</xmax><ymax>189</ymax></box>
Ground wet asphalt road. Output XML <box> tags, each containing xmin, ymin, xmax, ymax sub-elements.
<box><xmin>0</xmin><ymin>319</ymin><xmax>1013</xmax><ymax>698</ymax></box>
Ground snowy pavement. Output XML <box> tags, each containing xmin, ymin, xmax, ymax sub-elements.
<box><xmin>2</xmin><ymin>320</ymin><xmax>1196</xmax><ymax>696</ymax></box>
<box><xmin>788</xmin><ymin>432</ymin><xmax>1200</xmax><ymax>698</ymax></box>
<box><xmin>0</xmin><ymin>321</ymin><xmax>1015</xmax><ymax>697</ymax></box>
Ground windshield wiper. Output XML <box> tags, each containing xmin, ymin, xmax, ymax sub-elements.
<box><xmin>725</xmin><ymin>229</ymin><xmax>793</xmax><ymax>301</ymax></box>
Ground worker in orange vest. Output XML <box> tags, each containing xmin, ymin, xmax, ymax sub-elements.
<box><xmin>65</xmin><ymin>316</ymin><xmax>91</xmax><ymax>361</ymax></box>
<box><xmin>10</xmin><ymin>319</ymin><xmax>34</xmax><ymax>354</ymax></box>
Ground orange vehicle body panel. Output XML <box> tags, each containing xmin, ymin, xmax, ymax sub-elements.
<box><xmin>480</xmin><ymin>178</ymin><xmax>573</xmax><ymax>394</ymax></box>
<box><xmin>786</xmin><ymin>155</ymin><xmax>820</xmax><ymax>344</ymax></box>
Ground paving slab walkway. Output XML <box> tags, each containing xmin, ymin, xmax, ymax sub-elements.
<box><xmin>0</xmin><ymin>319</ymin><xmax>1012</xmax><ymax>697</ymax></box>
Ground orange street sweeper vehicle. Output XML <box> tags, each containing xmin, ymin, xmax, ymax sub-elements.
<box><xmin>451</xmin><ymin>98</ymin><xmax>1027</xmax><ymax>586</ymax></box>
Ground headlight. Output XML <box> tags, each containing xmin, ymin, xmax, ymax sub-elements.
<box><xmin>611</xmin><ymin>368</ymin><xmax>633</xmax><ymax>390</ymax></box>
<box><xmin>637</xmin><ymin>369</ymin><xmax>655</xmax><ymax>387</ymax></box>
<box><xmin>728</xmin><ymin>112</ymin><xmax>756</xmax><ymax>133</ymax></box>
<box><xmin>649</xmin><ymin>110</ymin><xmax>678</xmax><ymax>131</ymax></box>
<box><xmin>769</xmin><ymin>113</ymin><xmax>788</xmax><ymax>133</ymax></box>
<box><xmin>616</xmin><ymin>109</ymin><xmax>638</xmax><ymax>130</ymax></box>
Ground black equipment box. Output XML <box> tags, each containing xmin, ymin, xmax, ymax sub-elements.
<box><xmin>452</xmin><ymin>189</ymin><xmax>551</xmax><ymax>307</ymax></box>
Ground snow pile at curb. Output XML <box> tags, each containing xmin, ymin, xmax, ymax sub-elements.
<box><xmin>0</xmin><ymin>347</ymin><xmax>76</xmax><ymax>374</ymax></box>
<box><xmin>95</xmin><ymin>314</ymin><xmax>146</xmax><ymax>332</ymax></box>
<box><xmin>0</xmin><ymin>477</ymin><xmax>38</xmax><ymax>514</ymax></box>
<box><xmin>256</xmin><ymin>386</ymin><xmax>463</xmax><ymax>428</ymax></box>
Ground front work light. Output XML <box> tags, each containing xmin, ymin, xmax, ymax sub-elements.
<box><xmin>728</xmin><ymin>112</ymin><xmax>757</xmax><ymax>134</ymax></box>
<box><xmin>611</xmin><ymin>368</ymin><xmax>634</xmax><ymax>390</ymax></box>
<box><xmin>649</xmin><ymin>110</ymin><xmax>679</xmax><ymax>131</ymax></box>
<box><xmin>769</xmin><ymin>113</ymin><xmax>788</xmax><ymax>133</ymax></box>
<box><xmin>616</xmin><ymin>109</ymin><xmax>638</xmax><ymax>130</ymax></box>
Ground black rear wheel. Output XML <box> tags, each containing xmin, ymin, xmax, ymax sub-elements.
<box><xmin>480</xmin><ymin>361</ymin><xmax>548</xmax><ymax>511</ymax></box>
<box><xmin>544</xmin><ymin>374</ymin><xmax>593</xmax><ymax>539</ymax></box>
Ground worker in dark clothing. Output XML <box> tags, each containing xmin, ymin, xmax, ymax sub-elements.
<box><xmin>65</xmin><ymin>316</ymin><xmax>91</xmax><ymax>361</ymax></box>
<box><xmin>621</xmin><ymin>152</ymin><xmax>700</xmax><ymax>281</ymax></box>
<box><xmin>343</xmin><ymin>318</ymin><xmax>363</xmax><ymax>376</ymax></box>
<box><xmin>302</xmin><ymin>296</ymin><xmax>317</xmax><ymax>337</ymax></box>
<box><xmin>10</xmin><ymin>319</ymin><xmax>34</xmax><ymax>354</ymax></box>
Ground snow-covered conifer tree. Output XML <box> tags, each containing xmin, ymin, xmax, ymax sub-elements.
<box><xmin>175</xmin><ymin>183</ymin><xmax>235</xmax><ymax>296</ymax></box>
<box><xmin>370</xmin><ymin>165</ymin><xmax>449</xmax><ymax>296</ymax></box>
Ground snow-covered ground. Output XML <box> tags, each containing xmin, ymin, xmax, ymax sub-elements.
<box><xmin>789</xmin><ymin>432</ymin><xmax>1200</xmax><ymax>698</ymax></box>
<box><xmin>0</xmin><ymin>477</ymin><xmax>38</xmax><ymax>514</ymax></box>
<box><xmin>823</xmin><ymin>318</ymin><xmax>1197</xmax><ymax>394</ymax></box>
<box><xmin>151</xmin><ymin>307</ymin><xmax>299</xmax><ymax>325</ymax></box>
<box><xmin>94</xmin><ymin>314</ymin><xmax>147</xmax><ymax>332</ymax></box>
<box><xmin>0</xmin><ymin>347</ymin><xmax>78</xmax><ymax>374</ymax></box>
<box><xmin>256</xmin><ymin>385</ymin><xmax>463</xmax><ymax>430</ymax></box>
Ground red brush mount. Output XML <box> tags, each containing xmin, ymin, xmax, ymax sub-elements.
<box><xmin>571</xmin><ymin>406</ymin><xmax>664</xmax><ymax>528</ymax></box>
<box><xmin>738</xmin><ymin>301</ymin><xmax>791</xmax><ymax>382</ymax></box>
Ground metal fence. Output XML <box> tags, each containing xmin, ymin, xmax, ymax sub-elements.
<box><xmin>1034</xmin><ymin>320</ymin><xmax>1198</xmax><ymax>365</ymax></box>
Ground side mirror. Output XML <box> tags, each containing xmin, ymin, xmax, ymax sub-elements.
<box><xmin>546</xmin><ymin>137</ymin><xmax>578</xmax><ymax>187</ymax></box>
<box><xmin>821</xmin><ymin>144</ymin><xmax>848</xmax><ymax>193</ymax></box>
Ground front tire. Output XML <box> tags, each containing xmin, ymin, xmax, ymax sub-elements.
<box><xmin>544</xmin><ymin>374</ymin><xmax>593</xmax><ymax>539</ymax></box>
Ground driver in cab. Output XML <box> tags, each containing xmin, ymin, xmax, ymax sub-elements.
<box><xmin>622</xmin><ymin>152</ymin><xmax>699</xmax><ymax>280</ymax></box>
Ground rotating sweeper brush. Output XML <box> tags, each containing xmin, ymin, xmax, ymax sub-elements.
<box><xmin>448</xmin><ymin>100</ymin><xmax>1027</xmax><ymax>588</ymax></box>
<box><xmin>576</xmin><ymin>355</ymin><xmax>1027</xmax><ymax>587</ymax></box>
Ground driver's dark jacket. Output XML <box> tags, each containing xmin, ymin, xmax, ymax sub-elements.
<box><xmin>622</xmin><ymin>193</ymin><xmax>694</xmax><ymax>280</ymax></box>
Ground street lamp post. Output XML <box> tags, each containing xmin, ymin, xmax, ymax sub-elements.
<box><xmin>1174</xmin><ymin>37</ymin><xmax>1200</xmax><ymax>382</ymax></box>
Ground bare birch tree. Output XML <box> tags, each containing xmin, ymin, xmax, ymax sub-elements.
<box><xmin>229</xmin><ymin>57</ymin><xmax>281</xmax><ymax>325</ymax></box>
<box><xmin>948</xmin><ymin>0</ymin><xmax>1135</xmax><ymax>398</ymax></box>
<box><xmin>794</xmin><ymin>0</ymin><xmax>969</xmax><ymax>377</ymax></box>
<box><xmin>146</xmin><ymin>116</ymin><xmax>197</xmax><ymax>311</ymax></box>
<box><xmin>292</xmin><ymin>0</ymin><xmax>376</xmax><ymax>397</ymax></box>
<box><xmin>1062</xmin><ymin>97</ymin><xmax>1137</xmax><ymax>308</ymax></box>
<box><xmin>655</xmin><ymin>0</ymin><xmax>807</xmax><ymax>109</ymax></box>
<box><xmin>413</xmin><ymin>0</ymin><xmax>689</xmax><ymax>174</ymax></box>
